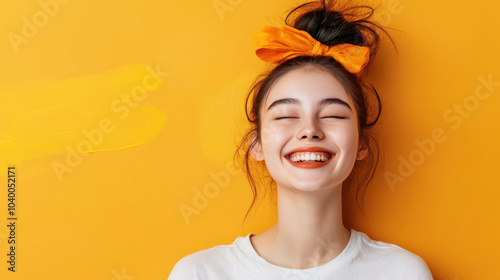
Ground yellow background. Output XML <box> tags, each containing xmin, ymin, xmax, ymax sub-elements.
<box><xmin>1</xmin><ymin>0</ymin><xmax>499</xmax><ymax>279</ymax></box>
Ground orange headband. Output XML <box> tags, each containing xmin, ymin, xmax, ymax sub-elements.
<box><xmin>253</xmin><ymin>25</ymin><xmax>370</xmax><ymax>76</ymax></box>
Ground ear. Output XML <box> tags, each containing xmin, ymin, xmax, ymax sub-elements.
<box><xmin>356</xmin><ymin>137</ymin><xmax>369</xmax><ymax>160</ymax></box>
<box><xmin>249</xmin><ymin>131</ymin><xmax>264</xmax><ymax>161</ymax></box>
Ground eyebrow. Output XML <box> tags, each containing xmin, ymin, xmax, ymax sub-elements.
<box><xmin>266</xmin><ymin>98</ymin><xmax>352</xmax><ymax>111</ymax></box>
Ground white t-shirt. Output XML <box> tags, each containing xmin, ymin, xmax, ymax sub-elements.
<box><xmin>168</xmin><ymin>228</ymin><xmax>433</xmax><ymax>279</ymax></box>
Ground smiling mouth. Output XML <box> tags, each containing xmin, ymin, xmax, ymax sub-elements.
<box><xmin>284</xmin><ymin>151</ymin><xmax>335</xmax><ymax>169</ymax></box>
<box><xmin>286</xmin><ymin>151</ymin><xmax>333</xmax><ymax>162</ymax></box>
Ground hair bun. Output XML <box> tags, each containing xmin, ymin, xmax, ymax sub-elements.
<box><xmin>295</xmin><ymin>9</ymin><xmax>358</xmax><ymax>45</ymax></box>
<box><xmin>285</xmin><ymin>0</ymin><xmax>388</xmax><ymax>61</ymax></box>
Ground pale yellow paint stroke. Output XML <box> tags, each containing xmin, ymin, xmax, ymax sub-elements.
<box><xmin>0</xmin><ymin>63</ymin><xmax>166</xmax><ymax>167</ymax></box>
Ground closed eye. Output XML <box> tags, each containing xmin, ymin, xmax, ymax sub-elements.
<box><xmin>322</xmin><ymin>116</ymin><xmax>346</xmax><ymax>119</ymax></box>
<box><xmin>274</xmin><ymin>116</ymin><xmax>346</xmax><ymax>120</ymax></box>
<box><xmin>274</xmin><ymin>116</ymin><xmax>297</xmax><ymax>120</ymax></box>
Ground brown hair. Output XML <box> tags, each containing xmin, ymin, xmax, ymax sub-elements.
<box><xmin>234</xmin><ymin>0</ymin><xmax>396</xmax><ymax>224</ymax></box>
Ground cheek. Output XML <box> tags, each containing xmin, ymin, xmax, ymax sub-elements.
<box><xmin>261</xmin><ymin>116</ymin><xmax>287</xmax><ymax>138</ymax></box>
<box><xmin>260</xmin><ymin>122</ymin><xmax>290</xmax><ymax>156</ymax></box>
<box><xmin>328</xmin><ymin>122</ymin><xmax>359</xmax><ymax>153</ymax></box>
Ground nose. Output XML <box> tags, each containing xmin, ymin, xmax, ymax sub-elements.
<box><xmin>297</xmin><ymin>117</ymin><xmax>324</xmax><ymax>140</ymax></box>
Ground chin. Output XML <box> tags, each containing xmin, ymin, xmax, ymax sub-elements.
<box><xmin>281</xmin><ymin>179</ymin><xmax>343</xmax><ymax>193</ymax></box>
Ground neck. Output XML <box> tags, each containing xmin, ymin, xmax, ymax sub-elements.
<box><xmin>266</xmin><ymin>183</ymin><xmax>350</xmax><ymax>269</ymax></box>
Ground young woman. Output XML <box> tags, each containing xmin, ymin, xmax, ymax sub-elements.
<box><xmin>168</xmin><ymin>0</ymin><xmax>433</xmax><ymax>279</ymax></box>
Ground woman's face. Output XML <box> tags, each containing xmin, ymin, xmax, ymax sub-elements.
<box><xmin>251</xmin><ymin>67</ymin><xmax>367</xmax><ymax>192</ymax></box>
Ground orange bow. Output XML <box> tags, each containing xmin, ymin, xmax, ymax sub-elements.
<box><xmin>253</xmin><ymin>25</ymin><xmax>370</xmax><ymax>76</ymax></box>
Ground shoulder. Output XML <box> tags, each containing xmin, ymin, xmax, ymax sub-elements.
<box><xmin>167</xmin><ymin>240</ymin><xmax>242</xmax><ymax>280</ymax></box>
<box><xmin>352</xmin><ymin>230</ymin><xmax>433</xmax><ymax>279</ymax></box>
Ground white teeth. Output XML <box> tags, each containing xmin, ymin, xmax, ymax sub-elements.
<box><xmin>289</xmin><ymin>153</ymin><xmax>330</xmax><ymax>162</ymax></box>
